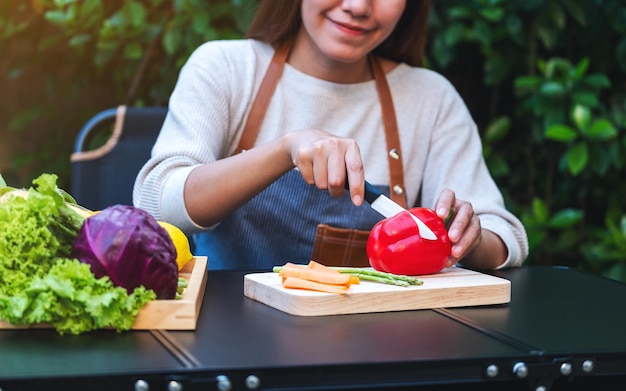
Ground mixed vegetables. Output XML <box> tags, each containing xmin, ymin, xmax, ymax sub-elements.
<box><xmin>0</xmin><ymin>173</ymin><xmax>183</xmax><ymax>334</ymax></box>
<box><xmin>0</xmin><ymin>173</ymin><xmax>453</xmax><ymax>328</ymax></box>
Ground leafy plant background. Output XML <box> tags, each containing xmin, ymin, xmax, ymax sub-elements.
<box><xmin>2</xmin><ymin>0</ymin><xmax>625</xmax><ymax>281</ymax></box>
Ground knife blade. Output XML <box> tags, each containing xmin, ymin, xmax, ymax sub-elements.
<box><xmin>354</xmin><ymin>179</ymin><xmax>438</xmax><ymax>240</ymax></box>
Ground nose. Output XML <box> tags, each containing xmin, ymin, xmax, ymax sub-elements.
<box><xmin>341</xmin><ymin>0</ymin><xmax>372</xmax><ymax>17</ymax></box>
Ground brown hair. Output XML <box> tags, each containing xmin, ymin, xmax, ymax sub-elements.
<box><xmin>245</xmin><ymin>0</ymin><xmax>432</xmax><ymax>67</ymax></box>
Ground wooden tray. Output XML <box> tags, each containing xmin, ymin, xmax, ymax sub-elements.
<box><xmin>244</xmin><ymin>266</ymin><xmax>510</xmax><ymax>316</ymax></box>
<box><xmin>0</xmin><ymin>256</ymin><xmax>208</xmax><ymax>331</ymax></box>
<box><xmin>132</xmin><ymin>256</ymin><xmax>208</xmax><ymax>329</ymax></box>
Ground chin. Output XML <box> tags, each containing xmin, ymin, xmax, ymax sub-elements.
<box><xmin>321</xmin><ymin>44</ymin><xmax>370</xmax><ymax>64</ymax></box>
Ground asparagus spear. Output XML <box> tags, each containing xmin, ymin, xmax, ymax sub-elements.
<box><xmin>345</xmin><ymin>272</ymin><xmax>411</xmax><ymax>287</ymax></box>
<box><xmin>330</xmin><ymin>267</ymin><xmax>423</xmax><ymax>286</ymax></box>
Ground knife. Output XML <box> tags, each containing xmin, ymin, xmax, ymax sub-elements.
<box><xmin>347</xmin><ymin>179</ymin><xmax>438</xmax><ymax>240</ymax></box>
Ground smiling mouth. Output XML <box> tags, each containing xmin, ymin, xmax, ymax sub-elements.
<box><xmin>332</xmin><ymin>20</ymin><xmax>372</xmax><ymax>35</ymax></box>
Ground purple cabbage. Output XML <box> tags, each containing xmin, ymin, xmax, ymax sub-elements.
<box><xmin>71</xmin><ymin>204</ymin><xmax>178</xmax><ymax>299</ymax></box>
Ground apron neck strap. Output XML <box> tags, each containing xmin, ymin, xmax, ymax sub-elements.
<box><xmin>235</xmin><ymin>41</ymin><xmax>291</xmax><ymax>155</ymax></box>
<box><xmin>236</xmin><ymin>41</ymin><xmax>408</xmax><ymax>208</ymax></box>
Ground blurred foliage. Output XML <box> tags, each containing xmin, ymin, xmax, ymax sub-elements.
<box><xmin>429</xmin><ymin>0</ymin><xmax>626</xmax><ymax>281</ymax></box>
<box><xmin>0</xmin><ymin>0</ymin><xmax>256</xmax><ymax>187</ymax></box>
<box><xmin>1</xmin><ymin>0</ymin><xmax>625</xmax><ymax>281</ymax></box>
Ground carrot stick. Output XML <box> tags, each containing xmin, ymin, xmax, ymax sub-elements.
<box><xmin>307</xmin><ymin>260</ymin><xmax>339</xmax><ymax>272</ymax></box>
<box><xmin>282</xmin><ymin>262</ymin><xmax>307</xmax><ymax>270</ymax></box>
<box><xmin>282</xmin><ymin>277</ymin><xmax>349</xmax><ymax>294</ymax></box>
<box><xmin>278</xmin><ymin>267</ymin><xmax>352</xmax><ymax>286</ymax></box>
<box><xmin>307</xmin><ymin>260</ymin><xmax>360</xmax><ymax>284</ymax></box>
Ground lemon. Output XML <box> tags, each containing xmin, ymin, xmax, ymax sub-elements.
<box><xmin>158</xmin><ymin>221</ymin><xmax>194</xmax><ymax>270</ymax></box>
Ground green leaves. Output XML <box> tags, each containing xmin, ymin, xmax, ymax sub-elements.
<box><xmin>1</xmin><ymin>259</ymin><xmax>156</xmax><ymax>335</ymax></box>
<box><xmin>543</xmin><ymin>104</ymin><xmax>618</xmax><ymax>176</ymax></box>
<box><xmin>587</xmin><ymin>119</ymin><xmax>619</xmax><ymax>140</ymax></box>
<box><xmin>548</xmin><ymin>208</ymin><xmax>584</xmax><ymax>229</ymax></box>
<box><xmin>0</xmin><ymin>0</ymin><xmax>257</xmax><ymax>187</ymax></box>
<box><xmin>163</xmin><ymin>19</ymin><xmax>183</xmax><ymax>56</ymax></box>
<box><xmin>545</xmin><ymin>124</ymin><xmax>577</xmax><ymax>142</ymax></box>
<box><xmin>516</xmin><ymin>56</ymin><xmax>620</xmax><ymax>177</ymax></box>
<box><xmin>429</xmin><ymin>1</ymin><xmax>626</xmax><ymax>278</ymax></box>
<box><xmin>123</xmin><ymin>1</ymin><xmax>148</xmax><ymax>27</ymax></box>
<box><xmin>521</xmin><ymin>197</ymin><xmax>585</xmax><ymax>255</ymax></box>
<box><xmin>44</xmin><ymin>0</ymin><xmax>104</xmax><ymax>34</ymax></box>
<box><xmin>526</xmin><ymin>198</ymin><xmax>583</xmax><ymax>229</ymax></box>
<box><xmin>529</xmin><ymin>57</ymin><xmax>611</xmax><ymax>108</ymax></box>
<box><xmin>429</xmin><ymin>1</ymin><xmax>524</xmax><ymax>84</ymax></box>
<box><xmin>565</xmin><ymin>142</ymin><xmax>588</xmax><ymax>175</ymax></box>
<box><xmin>572</xmin><ymin>105</ymin><xmax>590</xmax><ymax>130</ymax></box>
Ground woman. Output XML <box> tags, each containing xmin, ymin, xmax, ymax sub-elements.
<box><xmin>134</xmin><ymin>0</ymin><xmax>528</xmax><ymax>271</ymax></box>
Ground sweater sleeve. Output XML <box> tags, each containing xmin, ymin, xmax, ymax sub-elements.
<box><xmin>133</xmin><ymin>40</ymin><xmax>263</xmax><ymax>233</ymax></box>
<box><xmin>418</xmin><ymin>73</ymin><xmax>528</xmax><ymax>268</ymax></box>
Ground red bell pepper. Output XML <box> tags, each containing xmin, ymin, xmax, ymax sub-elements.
<box><xmin>366</xmin><ymin>207</ymin><xmax>451</xmax><ymax>275</ymax></box>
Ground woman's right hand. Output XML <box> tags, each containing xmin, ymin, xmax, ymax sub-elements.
<box><xmin>185</xmin><ymin>129</ymin><xmax>366</xmax><ymax>227</ymax></box>
<box><xmin>284</xmin><ymin>129</ymin><xmax>365</xmax><ymax>206</ymax></box>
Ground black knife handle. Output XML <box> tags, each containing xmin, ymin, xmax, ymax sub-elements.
<box><xmin>344</xmin><ymin>177</ymin><xmax>382</xmax><ymax>205</ymax></box>
<box><xmin>363</xmin><ymin>181</ymin><xmax>383</xmax><ymax>204</ymax></box>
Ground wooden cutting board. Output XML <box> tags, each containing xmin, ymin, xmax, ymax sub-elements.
<box><xmin>244</xmin><ymin>267</ymin><xmax>510</xmax><ymax>316</ymax></box>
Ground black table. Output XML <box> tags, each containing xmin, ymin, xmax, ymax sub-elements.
<box><xmin>1</xmin><ymin>266</ymin><xmax>625</xmax><ymax>391</ymax></box>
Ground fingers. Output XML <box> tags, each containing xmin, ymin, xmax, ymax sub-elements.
<box><xmin>449</xmin><ymin>212</ymin><xmax>481</xmax><ymax>259</ymax></box>
<box><xmin>437</xmin><ymin>191</ymin><xmax>482</xmax><ymax>268</ymax></box>
<box><xmin>325</xmin><ymin>138</ymin><xmax>350</xmax><ymax>198</ymax></box>
<box><xmin>311</xmin><ymin>139</ymin><xmax>330</xmax><ymax>189</ymax></box>
<box><xmin>291</xmin><ymin>132</ymin><xmax>331</xmax><ymax>186</ymax></box>
<box><xmin>290</xmin><ymin>130</ymin><xmax>364</xmax><ymax>205</ymax></box>
<box><xmin>345</xmin><ymin>150</ymin><xmax>364</xmax><ymax>206</ymax></box>
<box><xmin>435</xmin><ymin>189</ymin><xmax>455</xmax><ymax>220</ymax></box>
<box><xmin>446</xmin><ymin>199</ymin><xmax>473</xmax><ymax>242</ymax></box>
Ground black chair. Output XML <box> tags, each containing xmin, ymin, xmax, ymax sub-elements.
<box><xmin>70</xmin><ymin>105</ymin><xmax>168</xmax><ymax>211</ymax></box>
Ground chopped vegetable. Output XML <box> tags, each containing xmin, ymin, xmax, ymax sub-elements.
<box><xmin>282</xmin><ymin>277</ymin><xmax>349</xmax><ymax>294</ymax></box>
<box><xmin>306</xmin><ymin>260</ymin><xmax>360</xmax><ymax>284</ymax></box>
<box><xmin>71</xmin><ymin>205</ymin><xmax>179</xmax><ymax>299</ymax></box>
<box><xmin>278</xmin><ymin>262</ymin><xmax>353</xmax><ymax>286</ymax></box>
<box><xmin>272</xmin><ymin>261</ymin><xmax>359</xmax><ymax>294</ymax></box>
<box><xmin>367</xmin><ymin>208</ymin><xmax>452</xmax><ymax>276</ymax></box>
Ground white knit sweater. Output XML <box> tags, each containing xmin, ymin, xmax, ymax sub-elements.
<box><xmin>134</xmin><ymin>39</ymin><xmax>528</xmax><ymax>270</ymax></box>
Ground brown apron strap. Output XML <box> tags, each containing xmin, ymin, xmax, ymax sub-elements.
<box><xmin>368</xmin><ymin>55</ymin><xmax>407</xmax><ymax>208</ymax></box>
<box><xmin>235</xmin><ymin>42</ymin><xmax>291</xmax><ymax>154</ymax></box>
<box><xmin>236</xmin><ymin>43</ymin><xmax>407</xmax><ymax>208</ymax></box>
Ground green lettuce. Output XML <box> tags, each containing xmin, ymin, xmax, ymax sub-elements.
<box><xmin>0</xmin><ymin>174</ymin><xmax>156</xmax><ymax>334</ymax></box>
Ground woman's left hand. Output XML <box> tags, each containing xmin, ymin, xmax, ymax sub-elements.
<box><xmin>434</xmin><ymin>189</ymin><xmax>482</xmax><ymax>268</ymax></box>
